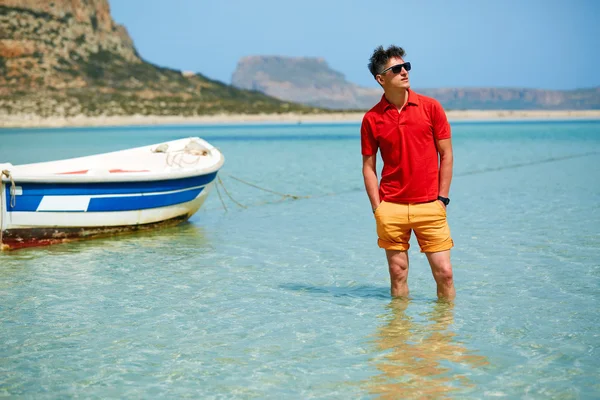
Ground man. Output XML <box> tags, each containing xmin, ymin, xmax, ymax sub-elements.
<box><xmin>361</xmin><ymin>45</ymin><xmax>455</xmax><ymax>299</ymax></box>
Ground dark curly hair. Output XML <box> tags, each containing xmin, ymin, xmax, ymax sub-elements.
<box><xmin>368</xmin><ymin>45</ymin><xmax>406</xmax><ymax>78</ymax></box>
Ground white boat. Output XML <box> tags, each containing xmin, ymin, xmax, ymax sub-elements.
<box><xmin>0</xmin><ymin>137</ymin><xmax>224</xmax><ymax>250</ymax></box>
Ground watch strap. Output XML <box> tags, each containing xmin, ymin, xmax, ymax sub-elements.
<box><xmin>437</xmin><ymin>196</ymin><xmax>450</xmax><ymax>206</ymax></box>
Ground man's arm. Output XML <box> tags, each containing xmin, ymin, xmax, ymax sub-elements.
<box><xmin>436</xmin><ymin>138</ymin><xmax>453</xmax><ymax>201</ymax></box>
<box><xmin>362</xmin><ymin>154</ymin><xmax>380</xmax><ymax>212</ymax></box>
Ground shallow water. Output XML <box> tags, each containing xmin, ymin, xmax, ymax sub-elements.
<box><xmin>1</xmin><ymin>121</ymin><xmax>599</xmax><ymax>398</ymax></box>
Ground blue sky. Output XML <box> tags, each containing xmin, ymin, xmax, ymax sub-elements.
<box><xmin>109</xmin><ymin>0</ymin><xmax>599</xmax><ymax>91</ymax></box>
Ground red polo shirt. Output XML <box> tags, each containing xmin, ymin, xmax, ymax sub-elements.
<box><xmin>361</xmin><ymin>90</ymin><xmax>451</xmax><ymax>203</ymax></box>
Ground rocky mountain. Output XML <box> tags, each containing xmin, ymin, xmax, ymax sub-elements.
<box><xmin>231</xmin><ymin>56</ymin><xmax>378</xmax><ymax>110</ymax></box>
<box><xmin>232</xmin><ymin>56</ymin><xmax>600</xmax><ymax>110</ymax></box>
<box><xmin>0</xmin><ymin>0</ymin><xmax>314</xmax><ymax>117</ymax></box>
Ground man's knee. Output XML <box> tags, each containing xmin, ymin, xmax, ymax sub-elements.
<box><xmin>388</xmin><ymin>259</ymin><xmax>408</xmax><ymax>280</ymax></box>
<box><xmin>432</xmin><ymin>261</ymin><xmax>453</xmax><ymax>284</ymax></box>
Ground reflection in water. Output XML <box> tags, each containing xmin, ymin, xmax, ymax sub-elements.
<box><xmin>0</xmin><ymin>221</ymin><xmax>210</xmax><ymax>260</ymax></box>
<box><xmin>365</xmin><ymin>300</ymin><xmax>489</xmax><ymax>399</ymax></box>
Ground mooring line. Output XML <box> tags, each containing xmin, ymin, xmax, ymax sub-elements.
<box><xmin>456</xmin><ymin>151</ymin><xmax>599</xmax><ymax>177</ymax></box>
<box><xmin>223</xmin><ymin>173</ymin><xmax>309</xmax><ymax>200</ymax></box>
<box><xmin>217</xmin><ymin>176</ymin><xmax>247</xmax><ymax>209</ymax></box>
<box><xmin>211</xmin><ymin>151</ymin><xmax>598</xmax><ymax>211</ymax></box>
<box><xmin>214</xmin><ymin>178</ymin><xmax>228</xmax><ymax>212</ymax></box>
<box><xmin>0</xmin><ymin>181</ymin><xmax>3</xmax><ymax>247</ymax></box>
<box><xmin>1</xmin><ymin>170</ymin><xmax>16</xmax><ymax>208</ymax></box>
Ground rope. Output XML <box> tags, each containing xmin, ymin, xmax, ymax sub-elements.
<box><xmin>166</xmin><ymin>151</ymin><xmax>203</xmax><ymax>168</ymax></box>
<box><xmin>0</xmin><ymin>169</ymin><xmax>15</xmax><ymax>249</ymax></box>
<box><xmin>205</xmin><ymin>151</ymin><xmax>598</xmax><ymax>212</ymax></box>
<box><xmin>0</xmin><ymin>179</ymin><xmax>3</xmax><ymax>248</ymax></box>
<box><xmin>455</xmin><ymin>151</ymin><xmax>599</xmax><ymax>177</ymax></box>
<box><xmin>1</xmin><ymin>170</ymin><xmax>16</xmax><ymax>208</ymax></box>
<box><xmin>217</xmin><ymin>176</ymin><xmax>247</xmax><ymax>209</ymax></box>
<box><xmin>153</xmin><ymin>139</ymin><xmax>211</xmax><ymax>168</ymax></box>
<box><xmin>214</xmin><ymin>178</ymin><xmax>228</xmax><ymax>212</ymax></box>
<box><xmin>223</xmin><ymin>173</ymin><xmax>309</xmax><ymax>200</ymax></box>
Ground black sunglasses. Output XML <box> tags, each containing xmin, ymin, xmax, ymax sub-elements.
<box><xmin>380</xmin><ymin>62</ymin><xmax>411</xmax><ymax>75</ymax></box>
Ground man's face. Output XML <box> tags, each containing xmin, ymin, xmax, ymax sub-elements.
<box><xmin>376</xmin><ymin>57</ymin><xmax>410</xmax><ymax>91</ymax></box>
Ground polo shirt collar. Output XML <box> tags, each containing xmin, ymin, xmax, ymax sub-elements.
<box><xmin>378</xmin><ymin>89</ymin><xmax>420</xmax><ymax>111</ymax></box>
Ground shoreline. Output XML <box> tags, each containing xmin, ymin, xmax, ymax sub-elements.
<box><xmin>1</xmin><ymin>110</ymin><xmax>600</xmax><ymax>128</ymax></box>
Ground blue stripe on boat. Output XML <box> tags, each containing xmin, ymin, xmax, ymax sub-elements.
<box><xmin>4</xmin><ymin>195</ymin><xmax>45</xmax><ymax>212</ymax></box>
<box><xmin>6</xmin><ymin>188</ymin><xmax>204</xmax><ymax>212</ymax></box>
<box><xmin>5</xmin><ymin>173</ymin><xmax>215</xmax><ymax>212</ymax></box>
<box><xmin>8</xmin><ymin>172</ymin><xmax>217</xmax><ymax>196</ymax></box>
<box><xmin>87</xmin><ymin>188</ymin><xmax>203</xmax><ymax>212</ymax></box>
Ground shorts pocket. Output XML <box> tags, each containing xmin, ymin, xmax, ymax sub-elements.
<box><xmin>374</xmin><ymin>200</ymin><xmax>386</xmax><ymax>216</ymax></box>
<box><xmin>434</xmin><ymin>200</ymin><xmax>447</xmax><ymax>216</ymax></box>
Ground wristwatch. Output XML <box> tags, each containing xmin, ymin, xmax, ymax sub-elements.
<box><xmin>437</xmin><ymin>196</ymin><xmax>450</xmax><ymax>206</ymax></box>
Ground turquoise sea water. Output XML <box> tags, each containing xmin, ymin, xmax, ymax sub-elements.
<box><xmin>1</xmin><ymin>120</ymin><xmax>599</xmax><ymax>399</ymax></box>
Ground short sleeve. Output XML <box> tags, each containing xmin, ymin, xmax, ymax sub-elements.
<box><xmin>361</xmin><ymin>114</ymin><xmax>378</xmax><ymax>156</ymax></box>
<box><xmin>431</xmin><ymin>101</ymin><xmax>451</xmax><ymax>140</ymax></box>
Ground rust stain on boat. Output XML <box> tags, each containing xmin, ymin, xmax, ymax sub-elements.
<box><xmin>1</xmin><ymin>214</ymin><xmax>190</xmax><ymax>251</ymax></box>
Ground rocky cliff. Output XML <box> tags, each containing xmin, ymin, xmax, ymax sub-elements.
<box><xmin>232</xmin><ymin>56</ymin><xmax>600</xmax><ymax>110</ymax></box>
<box><xmin>231</xmin><ymin>56</ymin><xmax>379</xmax><ymax>110</ymax></box>
<box><xmin>0</xmin><ymin>0</ymin><xmax>140</xmax><ymax>92</ymax></box>
<box><xmin>0</xmin><ymin>0</ymin><xmax>313</xmax><ymax>117</ymax></box>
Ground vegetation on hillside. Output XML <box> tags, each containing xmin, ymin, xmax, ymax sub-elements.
<box><xmin>0</xmin><ymin>4</ymin><xmax>330</xmax><ymax>117</ymax></box>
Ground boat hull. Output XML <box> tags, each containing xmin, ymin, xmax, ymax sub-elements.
<box><xmin>1</xmin><ymin>174</ymin><xmax>217</xmax><ymax>251</ymax></box>
<box><xmin>1</xmin><ymin>213</ymin><xmax>191</xmax><ymax>250</ymax></box>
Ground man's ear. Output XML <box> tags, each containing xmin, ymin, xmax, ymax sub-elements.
<box><xmin>375</xmin><ymin>74</ymin><xmax>384</xmax><ymax>86</ymax></box>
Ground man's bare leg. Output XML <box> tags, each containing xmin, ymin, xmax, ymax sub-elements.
<box><xmin>385</xmin><ymin>250</ymin><xmax>409</xmax><ymax>298</ymax></box>
<box><xmin>425</xmin><ymin>250</ymin><xmax>455</xmax><ymax>300</ymax></box>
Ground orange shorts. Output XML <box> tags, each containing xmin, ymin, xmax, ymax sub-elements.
<box><xmin>374</xmin><ymin>200</ymin><xmax>454</xmax><ymax>253</ymax></box>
